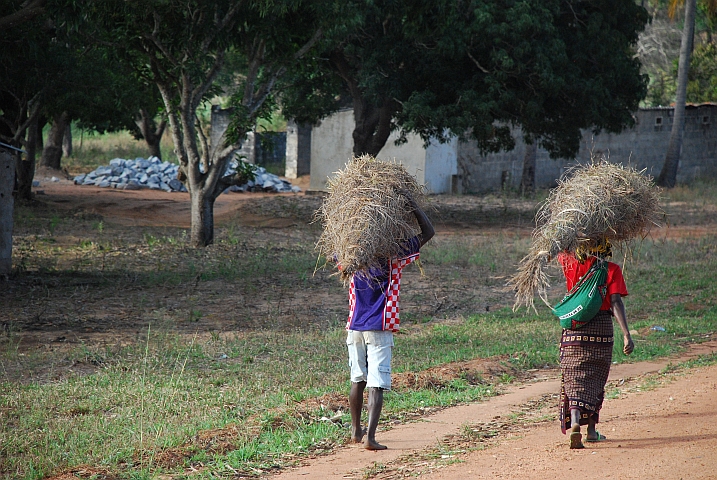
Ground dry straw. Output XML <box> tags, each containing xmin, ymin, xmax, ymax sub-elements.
<box><xmin>315</xmin><ymin>154</ymin><xmax>426</xmax><ymax>281</ymax></box>
<box><xmin>508</xmin><ymin>159</ymin><xmax>662</xmax><ymax>310</ymax></box>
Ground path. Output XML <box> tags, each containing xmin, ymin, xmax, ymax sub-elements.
<box><xmin>277</xmin><ymin>341</ymin><xmax>717</xmax><ymax>479</ymax></box>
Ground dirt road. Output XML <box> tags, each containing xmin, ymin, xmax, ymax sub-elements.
<box><xmin>278</xmin><ymin>341</ymin><xmax>717</xmax><ymax>480</ymax></box>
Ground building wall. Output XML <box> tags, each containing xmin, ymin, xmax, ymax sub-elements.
<box><xmin>210</xmin><ymin>107</ymin><xmax>255</xmax><ymax>163</ymax></box>
<box><xmin>309</xmin><ymin>109</ymin><xmax>460</xmax><ymax>193</ymax></box>
<box><xmin>573</xmin><ymin>105</ymin><xmax>717</xmax><ymax>183</ymax></box>
<box><xmin>285</xmin><ymin>121</ymin><xmax>311</xmax><ymax>178</ymax></box>
<box><xmin>457</xmin><ymin>105</ymin><xmax>717</xmax><ymax>193</ymax></box>
<box><xmin>309</xmin><ymin>109</ymin><xmax>432</xmax><ymax>191</ymax></box>
<box><xmin>309</xmin><ymin>109</ymin><xmax>355</xmax><ymax>191</ymax></box>
<box><xmin>425</xmin><ymin>136</ymin><xmax>458</xmax><ymax>194</ymax></box>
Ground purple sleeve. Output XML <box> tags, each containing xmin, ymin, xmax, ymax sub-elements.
<box><xmin>400</xmin><ymin>236</ymin><xmax>421</xmax><ymax>258</ymax></box>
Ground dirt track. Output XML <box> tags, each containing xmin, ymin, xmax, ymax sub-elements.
<box><xmin>277</xmin><ymin>341</ymin><xmax>717</xmax><ymax>480</ymax></box>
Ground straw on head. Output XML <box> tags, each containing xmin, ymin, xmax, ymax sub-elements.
<box><xmin>508</xmin><ymin>159</ymin><xmax>662</xmax><ymax>310</ymax></box>
<box><xmin>315</xmin><ymin>154</ymin><xmax>426</xmax><ymax>282</ymax></box>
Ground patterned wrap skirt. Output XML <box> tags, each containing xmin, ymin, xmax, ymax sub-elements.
<box><xmin>559</xmin><ymin>310</ymin><xmax>614</xmax><ymax>434</ymax></box>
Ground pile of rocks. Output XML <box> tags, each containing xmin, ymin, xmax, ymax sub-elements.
<box><xmin>73</xmin><ymin>156</ymin><xmax>300</xmax><ymax>193</ymax></box>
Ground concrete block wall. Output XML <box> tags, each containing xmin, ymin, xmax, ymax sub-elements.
<box><xmin>208</xmin><ymin>106</ymin><xmax>257</xmax><ymax>164</ymax></box>
<box><xmin>308</xmin><ymin>109</ymin><xmax>458</xmax><ymax>193</ymax></box>
<box><xmin>457</xmin><ymin>105</ymin><xmax>717</xmax><ymax>193</ymax></box>
<box><xmin>309</xmin><ymin>109</ymin><xmax>355</xmax><ymax>192</ymax></box>
<box><xmin>285</xmin><ymin>121</ymin><xmax>311</xmax><ymax>178</ymax></box>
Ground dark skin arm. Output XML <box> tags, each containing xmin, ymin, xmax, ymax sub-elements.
<box><xmin>407</xmin><ymin>198</ymin><xmax>435</xmax><ymax>247</ymax></box>
<box><xmin>611</xmin><ymin>293</ymin><xmax>634</xmax><ymax>355</ymax></box>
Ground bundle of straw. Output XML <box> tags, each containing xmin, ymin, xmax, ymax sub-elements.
<box><xmin>315</xmin><ymin>154</ymin><xmax>426</xmax><ymax>281</ymax></box>
<box><xmin>509</xmin><ymin>160</ymin><xmax>662</xmax><ymax>310</ymax></box>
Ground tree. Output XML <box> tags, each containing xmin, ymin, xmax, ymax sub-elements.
<box><xmin>282</xmin><ymin>0</ymin><xmax>441</xmax><ymax>157</ymax></box>
<box><xmin>38</xmin><ymin>44</ymin><xmax>170</xmax><ymax>170</ymax></box>
<box><xmin>0</xmin><ymin>0</ymin><xmax>45</xmax><ymax>29</ymax></box>
<box><xmin>656</xmin><ymin>0</ymin><xmax>717</xmax><ymax>187</ymax></box>
<box><xmin>658</xmin><ymin>0</ymin><xmax>698</xmax><ymax>188</ymax></box>
<box><xmin>54</xmin><ymin>0</ymin><xmax>324</xmax><ymax>246</ymax></box>
<box><xmin>0</xmin><ymin>1</ymin><xmax>59</xmax><ymax>199</ymax></box>
<box><xmin>520</xmin><ymin>141</ymin><xmax>538</xmax><ymax>194</ymax></box>
<box><xmin>41</xmin><ymin>111</ymin><xmax>69</xmax><ymax>169</ymax></box>
<box><xmin>134</xmin><ymin>106</ymin><xmax>167</xmax><ymax>160</ymax></box>
<box><xmin>686</xmin><ymin>42</ymin><xmax>717</xmax><ymax>102</ymax></box>
<box><xmin>636</xmin><ymin>4</ymin><xmax>682</xmax><ymax>107</ymax></box>
<box><xmin>283</xmin><ymin>0</ymin><xmax>649</xmax><ymax>178</ymax></box>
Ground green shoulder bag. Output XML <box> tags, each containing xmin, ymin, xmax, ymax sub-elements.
<box><xmin>552</xmin><ymin>260</ymin><xmax>608</xmax><ymax>330</ymax></box>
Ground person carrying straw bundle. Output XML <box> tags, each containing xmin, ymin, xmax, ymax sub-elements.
<box><xmin>508</xmin><ymin>160</ymin><xmax>661</xmax><ymax>449</ymax></box>
<box><xmin>315</xmin><ymin>154</ymin><xmax>434</xmax><ymax>450</ymax></box>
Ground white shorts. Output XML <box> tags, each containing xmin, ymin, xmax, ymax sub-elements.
<box><xmin>346</xmin><ymin>329</ymin><xmax>394</xmax><ymax>390</ymax></box>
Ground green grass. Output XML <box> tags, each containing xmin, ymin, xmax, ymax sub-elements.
<box><xmin>62</xmin><ymin>128</ymin><xmax>178</xmax><ymax>174</ymax></box>
<box><xmin>3</xmin><ymin>183</ymin><xmax>717</xmax><ymax>479</ymax></box>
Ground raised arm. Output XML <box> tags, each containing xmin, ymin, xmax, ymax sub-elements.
<box><xmin>408</xmin><ymin>198</ymin><xmax>434</xmax><ymax>247</ymax></box>
<box><xmin>611</xmin><ymin>294</ymin><xmax>634</xmax><ymax>355</ymax></box>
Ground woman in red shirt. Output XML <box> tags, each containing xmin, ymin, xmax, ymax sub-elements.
<box><xmin>557</xmin><ymin>238</ymin><xmax>634</xmax><ymax>449</ymax></box>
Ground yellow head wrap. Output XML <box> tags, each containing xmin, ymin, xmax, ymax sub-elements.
<box><xmin>575</xmin><ymin>238</ymin><xmax>612</xmax><ymax>263</ymax></box>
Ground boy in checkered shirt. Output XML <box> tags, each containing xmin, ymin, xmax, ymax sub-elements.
<box><xmin>346</xmin><ymin>198</ymin><xmax>434</xmax><ymax>450</ymax></box>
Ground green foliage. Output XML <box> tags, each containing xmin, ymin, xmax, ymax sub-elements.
<box><xmin>48</xmin><ymin>0</ymin><xmax>328</xmax><ymax>244</ymax></box>
<box><xmin>646</xmin><ymin>70</ymin><xmax>678</xmax><ymax>107</ymax></box>
<box><xmin>0</xmin><ymin>2</ymin><xmax>58</xmax><ymax>146</ymax></box>
<box><xmin>282</xmin><ymin>0</ymin><xmax>649</xmax><ymax>159</ymax></box>
<box><xmin>687</xmin><ymin>42</ymin><xmax>717</xmax><ymax>102</ymax></box>
<box><xmin>399</xmin><ymin>0</ymin><xmax>649</xmax><ymax>159</ymax></box>
<box><xmin>641</xmin><ymin>1</ymin><xmax>717</xmax><ymax>106</ymax></box>
<box><xmin>233</xmin><ymin>157</ymin><xmax>258</xmax><ymax>184</ymax></box>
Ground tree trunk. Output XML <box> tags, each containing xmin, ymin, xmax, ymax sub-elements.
<box><xmin>329</xmin><ymin>51</ymin><xmax>396</xmax><ymax>157</ymax></box>
<box><xmin>657</xmin><ymin>0</ymin><xmax>696</xmax><ymax>188</ymax></box>
<box><xmin>520</xmin><ymin>142</ymin><xmax>537</xmax><ymax>194</ymax></box>
<box><xmin>0</xmin><ymin>149</ymin><xmax>15</xmax><ymax>275</ymax></box>
<box><xmin>136</xmin><ymin>108</ymin><xmax>166</xmax><ymax>160</ymax></box>
<box><xmin>41</xmin><ymin>111</ymin><xmax>69</xmax><ymax>170</ymax></box>
<box><xmin>352</xmin><ymin>98</ymin><xmax>394</xmax><ymax>158</ymax></box>
<box><xmin>36</xmin><ymin>115</ymin><xmax>45</xmax><ymax>151</ymax></box>
<box><xmin>15</xmin><ymin>117</ymin><xmax>39</xmax><ymax>201</ymax></box>
<box><xmin>189</xmin><ymin>188</ymin><xmax>216</xmax><ymax>247</ymax></box>
<box><xmin>62</xmin><ymin>123</ymin><xmax>72</xmax><ymax>157</ymax></box>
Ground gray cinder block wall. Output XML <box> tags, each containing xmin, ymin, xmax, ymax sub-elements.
<box><xmin>210</xmin><ymin>106</ymin><xmax>255</xmax><ymax>163</ymax></box>
<box><xmin>285</xmin><ymin>120</ymin><xmax>311</xmax><ymax>179</ymax></box>
<box><xmin>458</xmin><ymin>105</ymin><xmax>717</xmax><ymax>193</ymax></box>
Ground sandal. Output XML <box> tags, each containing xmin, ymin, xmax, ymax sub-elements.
<box><xmin>585</xmin><ymin>431</ymin><xmax>607</xmax><ymax>443</ymax></box>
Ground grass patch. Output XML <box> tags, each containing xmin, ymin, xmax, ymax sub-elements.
<box><xmin>62</xmin><ymin>128</ymin><xmax>178</xmax><ymax>174</ymax></box>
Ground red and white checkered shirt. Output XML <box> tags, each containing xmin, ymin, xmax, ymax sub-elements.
<box><xmin>346</xmin><ymin>238</ymin><xmax>420</xmax><ymax>332</ymax></box>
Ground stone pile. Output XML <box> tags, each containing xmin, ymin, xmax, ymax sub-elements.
<box><xmin>73</xmin><ymin>156</ymin><xmax>300</xmax><ymax>193</ymax></box>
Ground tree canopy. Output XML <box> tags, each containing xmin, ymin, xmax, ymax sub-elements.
<box><xmin>281</xmin><ymin>0</ymin><xmax>649</xmax><ymax>160</ymax></box>
<box><xmin>51</xmin><ymin>0</ymin><xmax>326</xmax><ymax>246</ymax></box>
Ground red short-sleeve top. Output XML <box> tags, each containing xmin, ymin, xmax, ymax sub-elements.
<box><xmin>558</xmin><ymin>253</ymin><xmax>628</xmax><ymax>311</ymax></box>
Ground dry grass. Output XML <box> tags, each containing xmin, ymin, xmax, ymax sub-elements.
<box><xmin>509</xmin><ymin>159</ymin><xmax>662</xmax><ymax>310</ymax></box>
<box><xmin>315</xmin><ymin>155</ymin><xmax>426</xmax><ymax>281</ymax></box>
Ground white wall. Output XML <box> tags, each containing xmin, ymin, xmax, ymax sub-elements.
<box><xmin>309</xmin><ymin>110</ymin><xmax>354</xmax><ymax>192</ymax></box>
<box><xmin>425</xmin><ymin>136</ymin><xmax>458</xmax><ymax>194</ymax></box>
<box><xmin>309</xmin><ymin>109</ymin><xmax>456</xmax><ymax>193</ymax></box>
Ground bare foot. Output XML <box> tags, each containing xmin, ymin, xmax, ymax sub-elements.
<box><xmin>351</xmin><ymin>428</ymin><xmax>367</xmax><ymax>443</ymax></box>
<box><xmin>570</xmin><ymin>431</ymin><xmax>584</xmax><ymax>450</ymax></box>
<box><xmin>364</xmin><ymin>438</ymin><xmax>387</xmax><ymax>450</ymax></box>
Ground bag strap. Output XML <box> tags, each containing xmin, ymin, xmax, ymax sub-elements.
<box><xmin>566</xmin><ymin>258</ymin><xmax>608</xmax><ymax>297</ymax></box>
